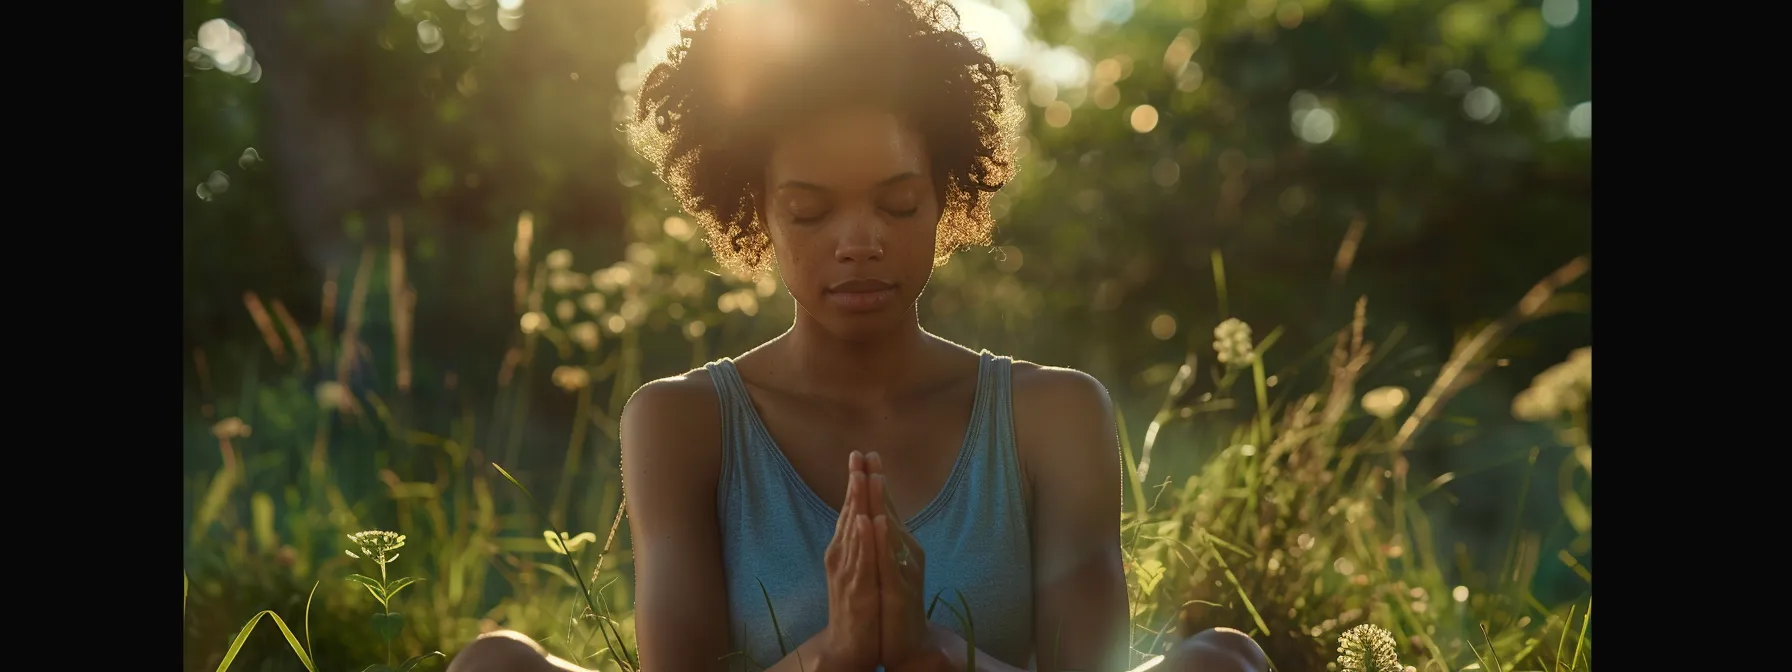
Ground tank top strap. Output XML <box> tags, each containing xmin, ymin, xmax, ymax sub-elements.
<box><xmin>702</xmin><ymin>358</ymin><xmax>757</xmax><ymax>512</ymax></box>
<box><xmin>955</xmin><ymin>350</ymin><xmax>1030</xmax><ymax>536</ymax></box>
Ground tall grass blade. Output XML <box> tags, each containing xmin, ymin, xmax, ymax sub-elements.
<box><xmin>1480</xmin><ymin>623</ymin><xmax>1504</xmax><ymax>672</ymax></box>
<box><xmin>1115</xmin><ymin>406</ymin><xmax>1151</xmax><ymax>519</ymax></box>
<box><xmin>304</xmin><ymin>581</ymin><xmax>318</xmax><ymax>666</ymax></box>
<box><xmin>757</xmin><ymin>578</ymin><xmax>790</xmax><ymax>658</ymax></box>
<box><xmin>1570</xmin><ymin>601</ymin><xmax>1589</xmax><ymax>671</ymax></box>
<box><xmin>214</xmin><ymin>610</ymin><xmax>317</xmax><ymax>672</ymax></box>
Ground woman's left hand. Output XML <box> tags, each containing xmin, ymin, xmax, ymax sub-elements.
<box><xmin>865</xmin><ymin>453</ymin><xmax>941</xmax><ymax>671</ymax></box>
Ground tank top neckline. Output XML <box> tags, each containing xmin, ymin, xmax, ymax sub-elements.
<box><xmin>712</xmin><ymin>349</ymin><xmax>997</xmax><ymax>531</ymax></box>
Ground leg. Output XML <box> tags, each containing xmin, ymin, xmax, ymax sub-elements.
<box><xmin>445</xmin><ymin>630</ymin><xmax>594</xmax><ymax>672</ymax></box>
<box><xmin>1156</xmin><ymin>628</ymin><xmax>1270</xmax><ymax>672</ymax></box>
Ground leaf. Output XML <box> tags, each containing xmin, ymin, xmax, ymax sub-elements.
<box><xmin>539</xmin><ymin>563</ymin><xmax>581</xmax><ymax>588</ymax></box>
<box><xmin>304</xmin><ymin>581</ymin><xmax>319</xmax><ymax>663</ymax></box>
<box><xmin>184</xmin><ymin>573</ymin><xmax>189</xmax><ymax>619</ymax></box>
<box><xmin>214</xmin><ymin>610</ymin><xmax>317</xmax><ymax>672</ymax></box>
<box><xmin>1135</xmin><ymin>558</ymin><xmax>1166</xmax><ymax>596</ymax></box>
<box><xmin>361</xmin><ymin>666</ymin><xmax>396</xmax><ymax>672</ymax></box>
<box><xmin>371</xmin><ymin>612</ymin><xmax>406</xmax><ymax>641</ymax></box>
<box><xmin>346</xmin><ymin>573</ymin><xmax>386</xmax><ymax>596</ymax></box>
<box><xmin>397</xmin><ymin>652</ymin><xmax>447</xmax><ymax>672</ymax></box>
<box><xmin>384</xmin><ymin>576</ymin><xmax>424</xmax><ymax>601</ymax></box>
<box><xmin>346</xmin><ymin>574</ymin><xmax>388</xmax><ymax>605</ymax></box>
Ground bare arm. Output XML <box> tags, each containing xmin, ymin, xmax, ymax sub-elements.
<box><xmin>1017</xmin><ymin>367</ymin><xmax>1131</xmax><ymax>672</ymax></box>
<box><xmin>622</xmin><ymin>376</ymin><xmax>736</xmax><ymax>670</ymax></box>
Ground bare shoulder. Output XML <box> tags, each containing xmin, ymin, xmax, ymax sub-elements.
<box><xmin>1008</xmin><ymin>360</ymin><xmax>1118</xmax><ymax>471</ymax></box>
<box><xmin>620</xmin><ymin>368</ymin><xmax>723</xmax><ymax>477</ymax></box>
<box><xmin>1010</xmin><ymin>360</ymin><xmax>1115</xmax><ymax>427</ymax></box>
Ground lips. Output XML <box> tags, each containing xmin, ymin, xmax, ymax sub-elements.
<box><xmin>825</xmin><ymin>278</ymin><xmax>898</xmax><ymax>313</ymax></box>
<box><xmin>828</xmin><ymin>278</ymin><xmax>896</xmax><ymax>293</ymax></box>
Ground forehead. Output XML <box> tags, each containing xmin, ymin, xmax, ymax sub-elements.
<box><xmin>765</xmin><ymin>107</ymin><xmax>929</xmax><ymax>188</ymax></box>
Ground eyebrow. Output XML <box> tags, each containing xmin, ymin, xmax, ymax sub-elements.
<box><xmin>777</xmin><ymin>171</ymin><xmax>921</xmax><ymax>192</ymax></box>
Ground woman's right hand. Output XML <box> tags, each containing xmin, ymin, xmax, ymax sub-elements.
<box><xmin>821</xmin><ymin>451</ymin><xmax>881</xmax><ymax>670</ymax></box>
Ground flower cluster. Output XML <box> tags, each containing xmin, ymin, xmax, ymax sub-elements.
<box><xmin>1511</xmin><ymin>346</ymin><xmax>1591</xmax><ymax>422</ymax></box>
<box><xmin>1360</xmin><ymin>386</ymin><xmax>1409</xmax><ymax>420</ymax></box>
<box><xmin>345</xmin><ymin>530</ymin><xmax>406</xmax><ymax>565</ymax></box>
<box><xmin>1336</xmin><ymin>624</ymin><xmax>1403</xmax><ymax>672</ymax></box>
<box><xmin>1213</xmin><ymin>318</ymin><xmax>1256</xmax><ymax>367</ymax></box>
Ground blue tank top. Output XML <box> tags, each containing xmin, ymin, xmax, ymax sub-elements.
<box><xmin>705</xmin><ymin>350</ymin><xmax>1035</xmax><ymax>671</ymax></box>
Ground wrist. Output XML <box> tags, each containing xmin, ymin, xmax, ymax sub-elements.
<box><xmin>813</xmin><ymin>629</ymin><xmax>873</xmax><ymax>672</ymax></box>
<box><xmin>888</xmin><ymin>648</ymin><xmax>950</xmax><ymax>672</ymax></box>
<box><xmin>888</xmin><ymin>627</ymin><xmax>954</xmax><ymax>672</ymax></box>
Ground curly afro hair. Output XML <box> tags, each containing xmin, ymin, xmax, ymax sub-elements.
<box><xmin>627</xmin><ymin>0</ymin><xmax>1022</xmax><ymax>276</ymax></box>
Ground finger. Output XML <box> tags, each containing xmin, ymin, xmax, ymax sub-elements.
<box><xmin>849</xmin><ymin>470</ymin><xmax>864</xmax><ymax>518</ymax></box>
<box><xmin>866</xmin><ymin>451</ymin><xmax>884</xmax><ymax>475</ymax></box>
<box><xmin>892</xmin><ymin>521</ymin><xmax>924</xmax><ymax>580</ymax></box>
<box><xmin>873</xmin><ymin>514</ymin><xmax>896</xmax><ymax>587</ymax></box>
<box><xmin>843</xmin><ymin>511</ymin><xmax>860</xmax><ymax>576</ymax></box>
<box><xmin>833</xmin><ymin>473</ymin><xmax>855</xmax><ymax>540</ymax></box>
<box><xmin>870</xmin><ymin>475</ymin><xmax>903</xmax><ymax>550</ymax></box>
<box><xmin>869</xmin><ymin>473</ymin><xmax>888</xmax><ymax>522</ymax></box>
<box><xmin>850</xmin><ymin>449</ymin><xmax>865</xmax><ymax>475</ymax></box>
<box><xmin>856</xmin><ymin>515</ymin><xmax>878</xmax><ymax>589</ymax></box>
<box><xmin>878</xmin><ymin>473</ymin><xmax>902</xmax><ymax>522</ymax></box>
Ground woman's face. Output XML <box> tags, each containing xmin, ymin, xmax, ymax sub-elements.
<box><xmin>763</xmin><ymin>106</ymin><xmax>940</xmax><ymax>341</ymax></box>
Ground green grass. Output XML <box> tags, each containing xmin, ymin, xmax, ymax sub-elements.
<box><xmin>181</xmin><ymin>223</ymin><xmax>1591</xmax><ymax>672</ymax></box>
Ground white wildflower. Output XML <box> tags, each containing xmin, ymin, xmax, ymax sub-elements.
<box><xmin>1336</xmin><ymin>624</ymin><xmax>1402</xmax><ymax>672</ymax></box>
<box><xmin>1512</xmin><ymin>346</ymin><xmax>1591</xmax><ymax>421</ymax></box>
<box><xmin>1213</xmin><ymin>318</ymin><xmax>1256</xmax><ymax>367</ymax></box>
<box><xmin>1361</xmin><ymin>386</ymin><xmax>1409</xmax><ymax>420</ymax></box>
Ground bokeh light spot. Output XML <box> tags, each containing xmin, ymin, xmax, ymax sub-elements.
<box><xmin>1541</xmin><ymin>0</ymin><xmax>1579</xmax><ymax>28</ymax></box>
<box><xmin>1130</xmin><ymin>104</ymin><xmax>1159</xmax><ymax>133</ymax></box>
<box><xmin>1463</xmin><ymin>86</ymin><xmax>1501</xmax><ymax>122</ymax></box>
<box><xmin>1150</xmin><ymin>312</ymin><xmax>1177</xmax><ymax>340</ymax></box>
<box><xmin>417</xmin><ymin>20</ymin><xmax>445</xmax><ymax>53</ymax></box>
<box><xmin>1567</xmin><ymin>101</ymin><xmax>1591</xmax><ymax>138</ymax></box>
<box><xmin>1152</xmin><ymin>158</ymin><xmax>1180</xmax><ymax>187</ymax></box>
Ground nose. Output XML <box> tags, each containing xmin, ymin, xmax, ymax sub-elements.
<box><xmin>834</xmin><ymin>211</ymin><xmax>884</xmax><ymax>263</ymax></box>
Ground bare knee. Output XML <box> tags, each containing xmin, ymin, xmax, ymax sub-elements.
<box><xmin>446</xmin><ymin>630</ymin><xmax>556</xmax><ymax>672</ymax></box>
<box><xmin>1159</xmin><ymin>627</ymin><xmax>1269</xmax><ymax>672</ymax></box>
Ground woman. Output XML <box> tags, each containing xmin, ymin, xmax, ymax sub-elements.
<box><xmin>451</xmin><ymin>1</ymin><xmax>1270</xmax><ymax>670</ymax></box>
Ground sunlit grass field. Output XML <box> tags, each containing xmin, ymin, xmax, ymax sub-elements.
<box><xmin>181</xmin><ymin>217</ymin><xmax>1591</xmax><ymax>672</ymax></box>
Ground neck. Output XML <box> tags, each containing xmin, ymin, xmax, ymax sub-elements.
<box><xmin>779</xmin><ymin>304</ymin><xmax>931</xmax><ymax>403</ymax></box>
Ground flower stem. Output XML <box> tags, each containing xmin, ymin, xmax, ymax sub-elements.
<box><xmin>379</xmin><ymin>558</ymin><xmax>393</xmax><ymax>665</ymax></box>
